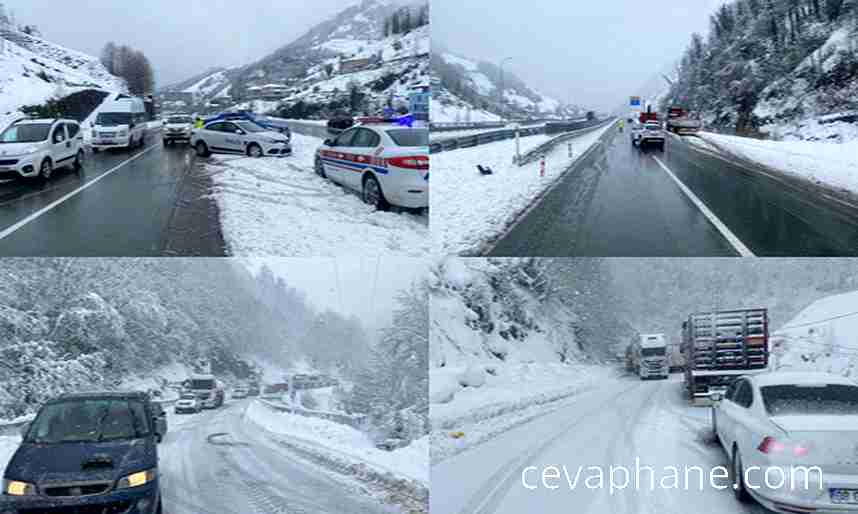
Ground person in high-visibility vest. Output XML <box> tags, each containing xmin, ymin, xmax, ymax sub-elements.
<box><xmin>619</xmin><ymin>119</ymin><xmax>625</xmax><ymax>132</ymax></box>
<box><xmin>194</xmin><ymin>117</ymin><xmax>204</xmax><ymax>129</ymax></box>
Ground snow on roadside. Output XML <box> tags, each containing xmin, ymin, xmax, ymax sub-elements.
<box><xmin>207</xmin><ymin>132</ymin><xmax>429</xmax><ymax>257</ymax></box>
<box><xmin>431</xmin><ymin>123</ymin><xmax>615</xmax><ymax>255</ymax></box>
<box><xmin>245</xmin><ymin>400</ymin><xmax>428</xmax><ymax>485</ymax></box>
<box><xmin>430</xmin><ymin>363</ymin><xmax>616</xmax><ymax>463</ymax></box>
<box><xmin>698</xmin><ymin>132</ymin><xmax>858</xmax><ymax>196</ymax></box>
<box><xmin>0</xmin><ymin>435</ymin><xmax>20</xmax><ymax>475</ymax></box>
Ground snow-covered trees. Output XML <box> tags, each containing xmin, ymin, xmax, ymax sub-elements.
<box><xmin>100</xmin><ymin>42</ymin><xmax>155</xmax><ymax>94</ymax></box>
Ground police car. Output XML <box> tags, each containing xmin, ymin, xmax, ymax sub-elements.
<box><xmin>190</xmin><ymin>119</ymin><xmax>291</xmax><ymax>158</ymax></box>
<box><xmin>314</xmin><ymin>118</ymin><xmax>428</xmax><ymax>211</ymax></box>
<box><xmin>0</xmin><ymin>118</ymin><xmax>84</xmax><ymax>180</ymax></box>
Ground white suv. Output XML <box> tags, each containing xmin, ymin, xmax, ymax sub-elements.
<box><xmin>190</xmin><ymin>120</ymin><xmax>291</xmax><ymax>158</ymax></box>
<box><xmin>0</xmin><ymin>118</ymin><xmax>84</xmax><ymax>180</ymax></box>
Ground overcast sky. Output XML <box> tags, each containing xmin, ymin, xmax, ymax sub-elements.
<box><xmin>247</xmin><ymin>258</ymin><xmax>428</xmax><ymax>338</ymax></box>
<box><xmin>5</xmin><ymin>0</ymin><xmax>357</xmax><ymax>87</ymax></box>
<box><xmin>432</xmin><ymin>0</ymin><xmax>729</xmax><ymax>111</ymax></box>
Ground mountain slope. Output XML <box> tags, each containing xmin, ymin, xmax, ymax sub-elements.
<box><xmin>0</xmin><ymin>27</ymin><xmax>126</xmax><ymax>115</ymax></box>
<box><xmin>163</xmin><ymin>0</ymin><xmax>429</xmax><ymax>117</ymax></box>
<box><xmin>431</xmin><ymin>50</ymin><xmax>581</xmax><ymax>122</ymax></box>
<box><xmin>663</xmin><ymin>0</ymin><xmax>858</xmax><ymax>141</ymax></box>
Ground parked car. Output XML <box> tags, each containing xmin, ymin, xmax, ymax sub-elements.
<box><xmin>91</xmin><ymin>96</ymin><xmax>148</xmax><ymax>152</ymax></box>
<box><xmin>712</xmin><ymin>372</ymin><xmax>858</xmax><ymax>513</ymax></box>
<box><xmin>232</xmin><ymin>387</ymin><xmax>248</xmax><ymax>399</ymax></box>
<box><xmin>162</xmin><ymin>114</ymin><xmax>194</xmax><ymax>145</ymax></box>
<box><xmin>205</xmin><ymin>111</ymin><xmax>291</xmax><ymax>139</ymax></box>
<box><xmin>2</xmin><ymin>391</ymin><xmax>164</xmax><ymax>513</ymax></box>
<box><xmin>174</xmin><ymin>393</ymin><xmax>202</xmax><ymax>414</ymax></box>
<box><xmin>314</xmin><ymin>121</ymin><xmax>428</xmax><ymax>211</ymax></box>
<box><xmin>0</xmin><ymin>118</ymin><xmax>84</xmax><ymax>180</ymax></box>
<box><xmin>191</xmin><ymin>120</ymin><xmax>291</xmax><ymax>158</ymax></box>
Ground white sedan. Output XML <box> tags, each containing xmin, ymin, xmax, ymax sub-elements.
<box><xmin>174</xmin><ymin>393</ymin><xmax>202</xmax><ymax>414</ymax></box>
<box><xmin>191</xmin><ymin>120</ymin><xmax>291</xmax><ymax>158</ymax></box>
<box><xmin>314</xmin><ymin>121</ymin><xmax>428</xmax><ymax>211</ymax></box>
<box><xmin>712</xmin><ymin>371</ymin><xmax>858</xmax><ymax>513</ymax></box>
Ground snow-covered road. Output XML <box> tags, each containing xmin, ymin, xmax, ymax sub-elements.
<box><xmin>431</xmin><ymin>374</ymin><xmax>767</xmax><ymax>514</ymax></box>
<box><xmin>159</xmin><ymin>399</ymin><xmax>397</xmax><ymax>514</ymax></box>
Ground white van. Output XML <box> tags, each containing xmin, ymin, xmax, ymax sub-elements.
<box><xmin>90</xmin><ymin>96</ymin><xmax>148</xmax><ymax>151</ymax></box>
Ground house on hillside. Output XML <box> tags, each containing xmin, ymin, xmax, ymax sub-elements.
<box><xmin>338</xmin><ymin>54</ymin><xmax>381</xmax><ymax>74</ymax></box>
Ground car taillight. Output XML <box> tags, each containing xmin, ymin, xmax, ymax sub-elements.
<box><xmin>387</xmin><ymin>155</ymin><xmax>428</xmax><ymax>170</ymax></box>
<box><xmin>758</xmin><ymin>436</ymin><xmax>811</xmax><ymax>457</ymax></box>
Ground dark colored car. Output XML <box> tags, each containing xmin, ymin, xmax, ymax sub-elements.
<box><xmin>327</xmin><ymin>113</ymin><xmax>355</xmax><ymax>133</ymax></box>
<box><xmin>1</xmin><ymin>392</ymin><xmax>165</xmax><ymax>514</ymax></box>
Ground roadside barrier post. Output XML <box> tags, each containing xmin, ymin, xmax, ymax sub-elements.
<box><xmin>540</xmin><ymin>157</ymin><xmax>545</xmax><ymax>177</ymax></box>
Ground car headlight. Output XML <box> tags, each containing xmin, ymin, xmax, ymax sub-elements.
<box><xmin>116</xmin><ymin>468</ymin><xmax>157</xmax><ymax>489</ymax></box>
<box><xmin>3</xmin><ymin>479</ymin><xmax>36</xmax><ymax>496</ymax></box>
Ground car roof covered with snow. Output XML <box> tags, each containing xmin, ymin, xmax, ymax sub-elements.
<box><xmin>750</xmin><ymin>371</ymin><xmax>855</xmax><ymax>387</ymax></box>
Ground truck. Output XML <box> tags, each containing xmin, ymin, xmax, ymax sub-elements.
<box><xmin>184</xmin><ymin>373</ymin><xmax>225</xmax><ymax>409</ymax></box>
<box><xmin>90</xmin><ymin>95</ymin><xmax>148</xmax><ymax>151</ymax></box>
<box><xmin>682</xmin><ymin>308</ymin><xmax>769</xmax><ymax>405</ymax></box>
<box><xmin>666</xmin><ymin>106</ymin><xmax>702</xmax><ymax>135</ymax></box>
<box><xmin>631</xmin><ymin>333</ymin><xmax>670</xmax><ymax>380</ymax></box>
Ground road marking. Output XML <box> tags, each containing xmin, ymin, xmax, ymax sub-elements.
<box><xmin>652</xmin><ymin>155</ymin><xmax>755</xmax><ymax>257</ymax></box>
<box><xmin>0</xmin><ymin>143</ymin><xmax>160</xmax><ymax>241</ymax></box>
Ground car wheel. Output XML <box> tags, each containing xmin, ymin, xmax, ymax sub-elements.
<box><xmin>39</xmin><ymin>159</ymin><xmax>53</xmax><ymax>180</ymax></box>
<box><xmin>195</xmin><ymin>141</ymin><xmax>210</xmax><ymax>157</ymax></box>
<box><xmin>314</xmin><ymin>155</ymin><xmax>326</xmax><ymax>178</ymax></box>
<box><xmin>157</xmin><ymin>497</ymin><xmax>163</xmax><ymax>514</ymax></box>
<box><xmin>247</xmin><ymin>143</ymin><xmax>263</xmax><ymax>158</ymax></box>
<box><xmin>163</xmin><ymin>139</ymin><xmax>169</xmax><ymax>146</ymax></box>
<box><xmin>73</xmin><ymin>150</ymin><xmax>84</xmax><ymax>170</ymax></box>
<box><xmin>732</xmin><ymin>448</ymin><xmax>751</xmax><ymax>502</ymax></box>
<box><xmin>139</xmin><ymin>132</ymin><xmax>145</xmax><ymax>148</ymax></box>
<box><xmin>362</xmin><ymin>174</ymin><xmax>390</xmax><ymax>211</ymax></box>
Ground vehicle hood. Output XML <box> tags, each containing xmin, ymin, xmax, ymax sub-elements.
<box><xmin>5</xmin><ymin>439</ymin><xmax>155</xmax><ymax>483</ymax></box>
<box><xmin>0</xmin><ymin>142</ymin><xmax>44</xmax><ymax>156</ymax></box>
<box><xmin>176</xmin><ymin>399</ymin><xmax>196</xmax><ymax>405</ymax></box>
<box><xmin>165</xmin><ymin>123</ymin><xmax>191</xmax><ymax>130</ymax></box>
<box><xmin>256</xmin><ymin>130</ymin><xmax>289</xmax><ymax>142</ymax></box>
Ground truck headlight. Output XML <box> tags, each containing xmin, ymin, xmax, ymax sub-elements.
<box><xmin>116</xmin><ymin>468</ymin><xmax>157</xmax><ymax>489</ymax></box>
<box><xmin>3</xmin><ymin>479</ymin><xmax>36</xmax><ymax>496</ymax></box>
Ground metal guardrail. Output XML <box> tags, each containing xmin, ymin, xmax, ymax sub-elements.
<box><xmin>257</xmin><ymin>398</ymin><xmax>366</xmax><ymax>430</ymax></box>
<box><xmin>430</xmin><ymin>121</ymin><xmax>507</xmax><ymax>132</ymax></box>
<box><xmin>515</xmin><ymin>118</ymin><xmax>616</xmax><ymax>166</ymax></box>
<box><xmin>430</xmin><ymin>118</ymin><xmax>609</xmax><ymax>155</ymax></box>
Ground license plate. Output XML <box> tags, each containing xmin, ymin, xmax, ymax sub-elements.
<box><xmin>831</xmin><ymin>489</ymin><xmax>858</xmax><ymax>504</ymax></box>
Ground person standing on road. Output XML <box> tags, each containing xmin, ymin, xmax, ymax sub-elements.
<box><xmin>619</xmin><ymin>119</ymin><xmax>625</xmax><ymax>132</ymax></box>
<box><xmin>194</xmin><ymin>116</ymin><xmax>204</xmax><ymax>129</ymax></box>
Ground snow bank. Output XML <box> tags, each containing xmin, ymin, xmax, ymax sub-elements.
<box><xmin>207</xmin><ymin>133</ymin><xmax>428</xmax><ymax>257</ymax></box>
<box><xmin>431</xmin><ymin>123</ymin><xmax>614</xmax><ymax>255</ymax></box>
<box><xmin>698</xmin><ymin>132</ymin><xmax>858</xmax><ymax>196</ymax></box>
<box><xmin>245</xmin><ymin>400</ymin><xmax>428</xmax><ymax>484</ymax></box>
<box><xmin>773</xmin><ymin>289</ymin><xmax>858</xmax><ymax>378</ymax></box>
<box><xmin>0</xmin><ymin>435</ymin><xmax>20</xmax><ymax>475</ymax></box>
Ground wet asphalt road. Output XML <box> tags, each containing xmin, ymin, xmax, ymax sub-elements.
<box><xmin>488</xmin><ymin>129</ymin><xmax>858</xmax><ymax>256</ymax></box>
<box><xmin>0</xmin><ymin>129</ymin><xmax>225</xmax><ymax>256</ymax></box>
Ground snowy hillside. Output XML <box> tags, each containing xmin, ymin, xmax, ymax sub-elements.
<box><xmin>164</xmin><ymin>0</ymin><xmax>429</xmax><ymax>118</ymax></box>
<box><xmin>431</xmin><ymin>51</ymin><xmax>578</xmax><ymax>121</ymax></box>
<box><xmin>664</xmin><ymin>0</ymin><xmax>858</xmax><ymax>141</ymax></box>
<box><xmin>773</xmin><ymin>289</ymin><xmax>858</xmax><ymax>378</ymax></box>
<box><xmin>0</xmin><ymin>28</ymin><xmax>126</xmax><ymax>115</ymax></box>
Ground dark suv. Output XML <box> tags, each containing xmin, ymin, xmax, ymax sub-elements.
<box><xmin>1</xmin><ymin>392</ymin><xmax>165</xmax><ymax>514</ymax></box>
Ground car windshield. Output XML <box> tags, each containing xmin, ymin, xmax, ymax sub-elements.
<box><xmin>190</xmin><ymin>379</ymin><xmax>214</xmax><ymax>389</ymax></box>
<box><xmin>641</xmin><ymin>347</ymin><xmax>666</xmax><ymax>357</ymax></box>
<box><xmin>167</xmin><ymin>116</ymin><xmax>192</xmax><ymax>124</ymax></box>
<box><xmin>762</xmin><ymin>384</ymin><xmax>858</xmax><ymax>416</ymax></box>
<box><xmin>26</xmin><ymin>399</ymin><xmax>150</xmax><ymax>443</ymax></box>
<box><xmin>235</xmin><ymin>121</ymin><xmax>265</xmax><ymax>133</ymax></box>
<box><xmin>96</xmin><ymin>112</ymin><xmax>132</xmax><ymax>126</ymax></box>
<box><xmin>645</xmin><ymin>124</ymin><xmax>660</xmax><ymax>130</ymax></box>
<box><xmin>0</xmin><ymin>124</ymin><xmax>51</xmax><ymax>143</ymax></box>
<box><xmin>181</xmin><ymin>394</ymin><xmax>196</xmax><ymax>400</ymax></box>
<box><xmin>386</xmin><ymin>128</ymin><xmax>428</xmax><ymax>147</ymax></box>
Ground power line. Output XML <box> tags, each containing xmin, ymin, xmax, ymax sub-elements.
<box><xmin>777</xmin><ymin>309</ymin><xmax>858</xmax><ymax>331</ymax></box>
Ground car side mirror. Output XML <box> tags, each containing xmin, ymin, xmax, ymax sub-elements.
<box><xmin>19</xmin><ymin>422</ymin><xmax>30</xmax><ymax>437</ymax></box>
<box><xmin>709</xmin><ymin>392</ymin><xmax>724</xmax><ymax>403</ymax></box>
<box><xmin>324</xmin><ymin>139</ymin><xmax>334</xmax><ymax>146</ymax></box>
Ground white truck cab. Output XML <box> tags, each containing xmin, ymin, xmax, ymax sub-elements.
<box><xmin>636</xmin><ymin>333</ymin><xmax>669</xmax><ymax>380</ymax></box>
<box><xmin>91</xmin><ymin>96</ymin><xmax>148</xmax><ymax>151</ymax></box>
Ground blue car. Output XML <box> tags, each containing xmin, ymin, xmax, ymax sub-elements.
<box><xmin>1</xmin><ymin>391</ymin><xmax>164</xmax><ymax>514</ymax></box>
<box><xmin>204</xmin><ymin>111</ymin><xmax>291</xmax><ymax>139</ymax></box>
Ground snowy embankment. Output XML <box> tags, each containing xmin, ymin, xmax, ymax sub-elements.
<box><xmin>431</xmin><ymin>122</ymin><xmax>615</xmax><ymax>255</ymax></box>
<box><xmin>772</xmin><ymin>289</ymin><xmax>858</xmax><ymax>378</ymax></box>
<box><xmin>698</xmin><ymin>132</ymin><xmax>858</xmax><ymax>196</ymax></box>
<box><xmin>206</xmin><ymin>132</ymin><xmax>429</xmax><ymax>257</ymax></box>
<box><xmin>0</xmin><ymin>435</ymin><xmax>20</xmax><ymax>475</ymax></box>
<box><xmin>246</xmin><ymin>400</ymin><xmax>427</xmax><ymax>485</ymax></box>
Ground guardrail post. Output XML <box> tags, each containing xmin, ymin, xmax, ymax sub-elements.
<box><xmin>539</xmin><ymin>157</ymin><xmax>545</xmax><ymax>177</ymax></box>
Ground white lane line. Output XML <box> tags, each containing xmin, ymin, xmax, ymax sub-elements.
<box><xmin>0</xmin><ymin>143</ymin><xmax>160</xmax><ymax>241</ymax></box>
<box><xmin>652</xmin><ymin>155</ymin><xmax>755</xmax><ymax>257</ymax></box>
